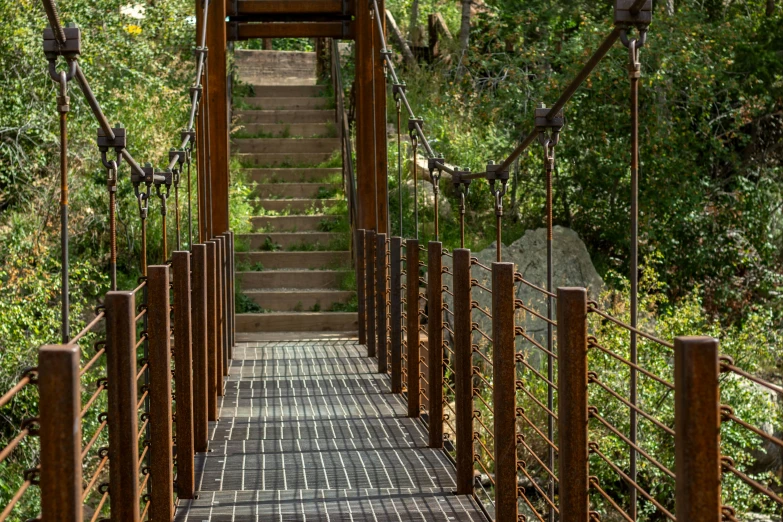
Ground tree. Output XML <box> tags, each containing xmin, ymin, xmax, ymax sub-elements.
<box><xmin>459</xmin><ymin>0</ymin><xmax>471</xmax><ymax>54</ymax></box>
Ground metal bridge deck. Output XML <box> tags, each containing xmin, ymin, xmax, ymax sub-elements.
<box><xmin>175</xmin><ymin>339</ymin><xmax>485</xmax><ymax>521</ymax></box>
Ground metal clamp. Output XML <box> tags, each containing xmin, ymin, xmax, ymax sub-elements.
<box><xmin>98</xmin><ymin>125</ymin><xmax>126</xmax><ymax>169</ymax></box>
<box><xmin>614</xmin><ymin>0</ymin><xmax>652</xmax><ymax>27</ymax></box>
<box><xmin>43</xmin><ymin>24</ymin><xmax>80</xmax><ymax>82</ymax></box>
<box><xmin>392</xmin><ymin>83</ymin><xmax>406</xmax><ymax>102</ymax></box>
<box><xmin>408</xmin><ymin>117</ymin><xmax>423</xmax><ymax>140</ymax></box>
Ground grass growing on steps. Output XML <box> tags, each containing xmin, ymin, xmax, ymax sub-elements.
<box><xmin>329</xmin><ymin>295</ymin><xmax>358</xmax><ymax>312</ymax></box>
<box><xmin>235</xmin><ymin>290</ymin><xmax>269</xmax><ymax>313</ymax></box>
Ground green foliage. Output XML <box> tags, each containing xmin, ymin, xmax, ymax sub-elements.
<box><xmin>330</xmin><ymin>294</ymin><xmax>358</xmax><ymax>312</ymax></box>
<box><xmin>235</xmin><ymin>290</ymin><xmax>267</xmax><ymax>313</ymax></box>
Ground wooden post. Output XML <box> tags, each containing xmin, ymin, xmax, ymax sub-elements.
<box><xmin>365</xmin><ymin>229</ymin><xmax>377</xmax><ymax>358</ymax></box>
<box><xmin>357</xmin><ymin>229</ymin><xmax>367</xmax><ymax>345</ymax></box>
<box><xmin>38</xmin><ymin>344</ymin><xmax>82</xmax><ymax>522</ymax></box>
<box><xmin>216</xmin><ymin>236</ymin><xmax>228</xmax><ymax>382</ymax></box>
<box><xmin>492</xmin><ymin>262</ymin><xmax>517</xmax><ymax>522</ymax></box>
<box><xmin>675</xmin><ymin>336</ymin><xmax>721</xmax><ymax>522</ymax></box>
<box><xmin>106</xmin><ymin>290</ymin><xmax>139</xmax><ymax>522</ymax></box>
<box><xmin>226</xmin><ymin>231</ymin><xmax>235</xmax><ymax>356</ymax></box>
<box><xmin>377</xmin><ymin>233</ymin><xmax>388</xmax><ymax>373</ymax></box>
<box><xmin>428</xmin><ymin>241</ymin><xmax>443</xmax><ymax>448</ymax></box>
<box><xmin>205</xmin><ymin>240</ymin><xmax>219</xmax><ymax>421</ymax></box>
<box><xmin>206</xmin><ymin>0</ymin><xmax>229</xmax><ymax>237</ymax></box>
<box><xmin>173</xmin><ymin>251</ymin><xmax>195</xmax><ymax>498</ymax></box>
<box><xmin>557</xmin><ymin>287</ymin><xmax>589</xmax><ymax>521</ymax></box>
<box><xmin>453</xmin><ymin>248</ymin><xmax>473</xmax><ymax>494</ymax></box>
<box><xmin>406</xmin><ymin>239</ymin><xmax>421</xmax><ymax>417</ymax></box>
<box><xmin>148</xmin><ymin>265</ymin><xmax>174</xmax><ymax>521</ymax></box>
<box><xmin>191</xmin><ymin>244</ymin><xmax>209</xmax><ymax>452</ymax></box>
<box><xmin>390</xmin><ymin>236</ymin><xmax>402</xmax><ymax>392</ymax></box>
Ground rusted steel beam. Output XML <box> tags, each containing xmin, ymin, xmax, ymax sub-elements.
<box><xmin>216</xmin><ymin>236</ymin><xmax>228</xmax><ymax>383</ymax></box>
<box><xmin>207</xmin><ymin>0</ymin><xmax>230</xmax><ymax>237</ymax></box>
<box><xmin>557</xmin><ymin>287</ymin><xmax>589</xmax><ymax>521</ymax></box>
<box><xmin>38</xmin><ymin>344</ymin><xmax>82</xmax><ymax>522</ymax></box>
<box><xmin>205</xmin><ymin>241</ymin><xmax>219</xmax><ymax>421</ymax></box>
<box><xmin>675</xmin><ymin>336</ymin><xmax>721</xmax><ymax>522</ymax></box>
<box><xmin>376</xmin><ymin>233</ymin><xmax>388</xmax><ymax>374</ymax></box>
<box><xmin>453</xmin><ymin>248</ymin><xmax>473</xmax><ymax>494</ymax></box>
<box><xmin>390</xmin><ymin>236</ymin><xmax>402</xmax><ymax>393</ymax></box>
<box><xmin>357</xmin><ymin>229</ymin><xmax>367</xmax><ymax>345</ymax></box>
<box><xmin>173</xmin><ymin>251</ymin><xmax>195</xmax><ymax>498</ymax></box>
<box><xmin>427</xmin><ymin>241</ymin><xmax>443</xmax><ymax>448</ymax></box>
<box><xmin>355</xmin><ymin>0</ymin><xmax>376</xmax><ymax>231</ymax></box>
<box><xmin>492</xmin><ymin>262</ymin><xmax>517</xmax><ymax>522</ymax></box>
<box><xmin>406</xmin><ymin>239</ymin><xmax>421</xmax><ymax>417</ymax></box>
<box><xmin>196</xmin><ymin>0</ymin><xmax>207</xmax><ymax>244</ymax></box>
<box><xmin>228</xmin><ymin>0</ymin><xmax>354</xmax><ymax>16</ymax></box>
<box><xmin>191</xmin><ymin>244</ymin><xmax>209</xmax><ymax>452</ymax></box>
<box><xmin>106</xmin><ymin>290</ymin><xmax>139</xmax><ymax>522</ymax></box>
<box><xmin>365</xmin><ymin>229</ymin><xmax>377</xmax><ymax>358</ymax></box>
<box><xmin>228</xmin><ymin>21</ymin><xmax>355</xmax><ymax>40</ymax></box>
<box><xmin>372</xmin><ymin>0</ymin><xmax>388</xmax><ymax>234</ymax></box>
<box><xmin>226</xmin><ymin>231</ymin><xmax>235</xmax><ymax>356</ymax></box>
<box><xmin>148</xmin><ymin>265</ymin><xmax>174</xmax><ymax>521</ymax></box>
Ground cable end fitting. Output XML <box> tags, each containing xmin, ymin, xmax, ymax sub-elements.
<box><xmin>97</xmin><ymin>126</ymin><xmax>126</xmax><ymax>152</ymax></box>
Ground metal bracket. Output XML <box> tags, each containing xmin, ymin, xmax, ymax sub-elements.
<box><xmin>97</xmin><ymin>126</ymin><xmax>126</xmax><ymax>152</ymax></box>
<box><xmin>43</xmin><ymin>25</ymin><xmax>81</xmax><ymax>60</ymax></box>
<box><xmin>452</xmin><ymin>168</ymin><xmax>473</xmax><ymax>189</ymax></box>
<box><xmin>169</xmin><ymin>148</ymin><xmax>186</xmax><ymax>166</ymax></box>
<box><xmin>392</xmin><ymin>83</ymin><xmax>406</xmax><ymax>101</ymax></box>
<box><xmin>408</xmin><ymin>118</ymin><xmax>423</xmax><ymax>132</ymax></box>
<box><xmin>534</xmin><ymin>107</ymin><xmax>565</xmax><ymax>129</ymax></box>
<box><xmin>614</xmin><ymin>0</ymin><xmax>652</xmax><ymax>26</ymax></box>
<box><xmin>485</xmin><ymin>162</ymin><xmax>509</xmax><ymax>183</ymax></box>
<box><xmin>181</xmin><ymin>129</ymin><xmax>196</xmax><ymax>145</ymax></box>
<box><xmin>190</xmin><ymin>84</ymin><xmax>203</xmax><ymax>102</ymax></box>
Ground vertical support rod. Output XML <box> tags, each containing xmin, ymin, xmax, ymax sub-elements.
<box><xmin>406</xmin><ymin>239</ymin><xmax>421</xmax><ymax>417</ymax></box>
<box><xmin>453</xmin><ymin>248</ymin><xmax>473</xmax><ymax>495</ymax></box>
<box><xmin>492</xmin><ymin>262</ymin><xmax>517</xmax><ymax>522</ymax></box>
<box><xmin>390</xmin><ymin>236</ymin><xmax>402</xmax><ymax>392</ymax></box>
<box><xmin>674</xmin><ymin>336</ymin><xmax>721</xmax><ymax>522</ymax></box>
<box><xmin>58</xmin><ymin>73</ymin><xmax>70</xmax><ymax>343</ymax></box>
<box><xmin>377</xmin><ymin>233</ymin><xmax>388</xmax><ymax>374</ymax></box>
<box><xmin>173</xmin><ymin>251</ymin><xmax>195</xmax><ymax>498</ymax></box>
<box><xmin>205</xmin><ymin>241</ymin><xmax>219</xmax><ymax>421</ymax></box>
<box><xmin>38</xmin><ymin>344</ymin><xmax>82</xmax><ymax>522</ymax></box>
<box><xmin>366</xmin><ymin>229</ymin><xmax>377</xmax><ymax>358</ymax></box>
<box><xmin>106</xmin><ymin>290</ymin><xmax>140</xmax><ymax>522</ymax></box>
<box><xmin>357</xmin><ymin>229</ymin><xmax>367</xmax><ymax>345</ymax></box>
<box><xmin>148</xmin><ymin>265</ymin><xmax>174</xmax><ymax>521</ymax></box>
<box><xmin>191</xmin><ymin>244</ymin><xmax>209</xmax><ymax>451</ymax></box>
<box><xmin>557</xmin><ymin>287</ymin><xmax>589</xmax><ymax>522</ymax></box>
<box><xmin>427</xmin><ymin>241</ymin><xmax>443</xmax><ymax>448</ymax></box>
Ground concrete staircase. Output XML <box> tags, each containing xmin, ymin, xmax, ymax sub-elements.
<box><xmin>232</xmin><ymin>50</ymin><xmax>357</xmax><ymax>334</ymax></box>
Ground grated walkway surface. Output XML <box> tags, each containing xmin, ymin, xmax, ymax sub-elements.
<box><xmin>175</xmin><ymin>339</ymin><xmax>485</xmax><ymax>521</ymax></box>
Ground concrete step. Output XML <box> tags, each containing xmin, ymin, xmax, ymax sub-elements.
<box><xmin>238</xmin><ymin>97</ymin><xmax>330</xmax><ymax>110</ymax></box>
<box><xmin>235</xmin><ymin>251</ymin><xmax>351</xmax><ymax>270</ymax></box>
<box><xmin>239</xmin><ymin>232</ymin><xmax>343</xmax><ymax>250</ymax></box>
<box><xmin>251</xmin><ymin>214</ymin><xmax>335</xmax><ymax>232</ymax></box>
<box><xmin>254</xmin><ymin>198</ymin><xmax>340</xmax><ymax>213</ymax></box>
<box><xmin>243</xmin><ymin>289</ymin><xmax>355</xmax><ymax>311</ymax></box>
<box><xmin>250</xmin><ymin>85</ymin><xmax>326</xmax><ymax>97</ymax></box>
<box><xmin>246</xmin><ymin>168</ymin><xmax>341</xmax><ymax>183</ymax></box>
<box><xmin>238</xmin><ymin>123</ymin><xmax>334</xmax><ymax>138</ymax></box>
<box><xmin>234</xmin><ymin>138</ymin><xmax>340</xmax><ymax>154</ymax></box>
<box><xmin>237</xmin><ymin>312</ymin><xmax>358</xmax><ymax>332</ymax></box>
<box><xmin>254</xmin><ymin>183</ymin><xmax>335</xmax><ymax>199</ymax></box>
<box><xmin>235</xmin><ymin>50</ymin><xmax>315</xmax><ymax>86</ymax></box>
<box><xmin>235</xmin><ymin>152</ymin><xmax>333</xmax><ymax>167</ymax></box>
<box><xmin>235</xmin><ymin>110</ymin><xmax>334</xmax><ymax>124</ymax></box>
<box><xmin>238</xmin><ymin>270</ymin><xmax>350</xmax><ymax>290</ymax></box>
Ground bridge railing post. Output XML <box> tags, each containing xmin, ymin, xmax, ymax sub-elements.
<box><xmin>492</xmin><ymin>262</ymin><xmax>517</xmax><ymax>522</ymax></box>
<box><xmin>38</xmin><ymin>344</ymin><xmax>82</xmax><ymax>522</ymax></box>
<box><xmin>226</xmin><ymin>231</ymin><xmax>235</xmax><ymax>356</ymax></box>
<box><xmin>406</xmin><ymin>239</ymin><xmax>421</xmax><ymax>417</ymax></box>
<box><xmin>674</xmin><ymin>336</ymin><xmax>721</xmax><ymax>522</ymax></box>
<box><xmin>428</xmin><ymin>241</ymin><xmax>443</xmax><ymax>448</ymax></box>
<box><xmin>173</xmin><ymin>251</ymin><xmax>195</xmax><ymax>498</ymax></box>
<box><xmin>365</xmin><ymin>230</ymin><xmax>377</xmax><ymax>358</ymax></box>
<box><xmin>205</xmin><ymin>240</ymin><xmax>219</xmax><ymax>421</ymax></box>
<box><xmin>453</xmin><ymin>248</ymin><xmax>473</xmax><ymax>495</ymax></box>
<box><xmin>377</xmin><ymin>233</ymin><xmax>388</xmax><ymax>373</ymax></box>
<box><xmin>357</xmin><ymin>229</ymin><xmax>367</xmax><ymax>345</ymax></box>
<box><xmin>219</xmin><ymin>234</ymin><xmax>230</xmax><ymax>374</ymax></box>
<box><xmin>390</xmin><ymin>236</ymin><xmax>402</xmax><ymax>393</ymax></box>
<box><xmin>557</xmin><ymin>287</ymin><xmax>589</xmax><ymax>522</ymax></box>
<box><xmin>148</xmin><ymin>265</ymin><xmax>174</xmax><ymax>521</ymax></box>
<box><xmin>191</xmin><ymin>244</ymin><xmax>209</xmax><ymax>451</ymax></box>
<box><xmin>216</xmin><ymin>236</ymin><xmax>227</xmax><ymax>386</ymax></box>
<box><xmin>106</xmin><ymin>290</ymin><xmax>140</xmax><ymax>522</ymax></box>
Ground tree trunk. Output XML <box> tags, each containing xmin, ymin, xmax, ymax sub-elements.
<box><xmin>409</xmin><ymin>0</ymin><xmax>421</xmax><ymax>44</ymax></box>
<box><xmin>767</xmin><ymin>0</ymin><xmax>775</xmax><ymax>16</ymax></box>
<box><xmin>386</xmin><ymin>10</ymin><xmax>418</xmax><ymax>68</ymax></box>
<box><xmin>665</xmin><ymin>0</ymin><xmax>675</xmax><ymax>15</ymax></box>
<box><xmin>459</xmin><ymin>0</ymin><xmax>471</xmax><ymax>54</ymax></box>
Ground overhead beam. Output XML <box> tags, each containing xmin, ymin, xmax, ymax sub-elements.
<box><xmin>227</xmin><ymin>21</ymin><xmax>355</xmax><ymax>40</ymax></box>
<box><xmin>227</xmin><ymin>0</ymin><xmax>353</xmax><ymax>16</ymax></box>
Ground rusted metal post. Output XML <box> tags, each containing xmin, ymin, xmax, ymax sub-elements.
<box><xmin>226</xmin><ymin>231</ymin><xmax>235</xmax><ymax>356</ymax></box>
<box><xmin>557</xmin><ymin>287</ymin><xmax>589</xmax><ymax>521</ymax></box>
<box><xmin>675</xmin><ymin>336</ymin><xmax>721</xmax><ymax>522</ymax></box>
<box><xmin>173</xmin><ymin>251</ymin><xmax>195</xmax><ymax>497</ymax></box>
<box><xmin>377</xmin><ymin>233</ymin><xmax>388</xmax><ymax>373</ymax></box>
<box><xmin>492</xmin><ymin>262</ymin><xmax>517</xmax><ymax>522</ymax></box>
<box><xmin>191</xmin><ymin>244</ymin><xmax>209</xmax><ymax>452</ymax></box>
<box><xmin>453</xmin><ymin>248</ymin><xmax>473</xmax><ymax>494</ymax></box>
<box><xmin>406</xmin><ymin>239</ymin><xmax>421</xmax><ymax>417</ymax></box>
<box><xmin>205</xmin><ymin>240</ymin><xmax>218</xmax><ymax>421</ymax></box>
<box><xmin>219</xmin><ymin>234</ymin><xmax>229</xmax><ymax>372</ymax></box>
<box><xmin>357</xmin><ymin>229</ymin><xmax>367</xmax><ymax>345</ymax></box>
<box><xmin>390</xmin><ymin>236</ymin><xmax>402</xmax><ymax>392</ymax></box>
<box><xmin>38</xmin><ymin>344</ymin><xmax>82</xmax><ymax>522</ymax></box>
<box><xmin>148</xmin><ymin>265</ymin><xmax>174</xmax><ymax>521</ymax></box>
<box><xmin>106</xmin><ymin>290</ymin><xmax>139</xmax><ymax>522</ymax></box>
<box><xmin>428</xmin><ymin>241</ymin><xmax>443</xmax><ymax>448</ymax></box>
<box><xmin>216</xmin><ymin>236</ymin><xmax>227</xmax><ymax>384</ymax></box>
<box><xmin>366</xmin><ymin>229</ymin><xmax>377</xmax><ymax>358</ymax></box>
